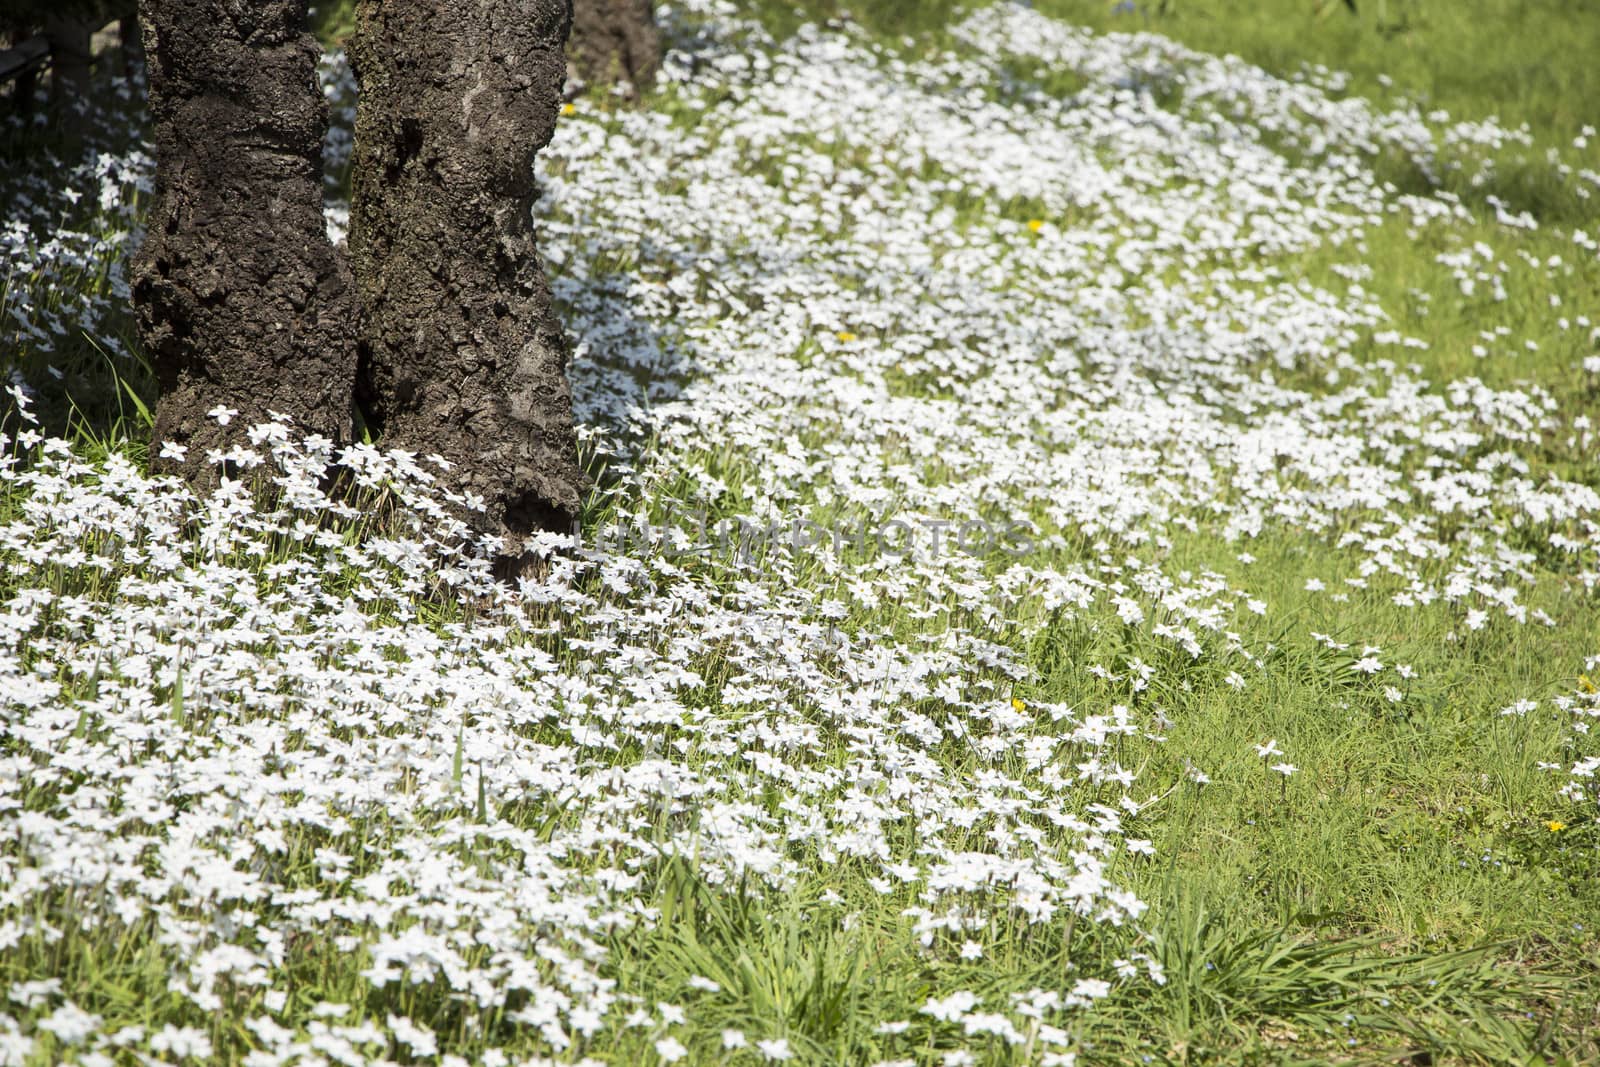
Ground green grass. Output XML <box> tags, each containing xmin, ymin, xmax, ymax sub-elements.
<box><xmin>309</xmin><ymin>0</ymin><xmax>359</xmax><ymax>45</ymax></box>
<box><xmin>1034</xmin><ymin>0</ymin><xmax>1600</xmax><ymax>147</ymax></box>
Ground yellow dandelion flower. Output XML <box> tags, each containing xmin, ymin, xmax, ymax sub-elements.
<box><xmin>1026</xmin><ymin>219</ymin><xmax>1044</xmax><ymax>233</ymax></box>
<box><xmin>561</xmin><ymin>102</ymin><xmax>577</xmax><ymax>117</ymax></box>
<box><xmin>1011</xmin><ymin>698</ymin><xmax>1026</xmax><ymax>712</ymax></box>
<box><xmin>1580</xmin><ymin>674</ymin><xmax>1596</xmax><ymax>694</ymax></box>
<box><xmin>1545</xmin><ymin>820</ymin><xmax>1567</xmax><ymax>832</ymax></box>
<box><xmin>835</xmin><ymin>331</ymin><xmax>857</xmax><ymax>342</ymax></box>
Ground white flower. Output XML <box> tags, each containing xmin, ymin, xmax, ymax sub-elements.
<box><xmin>921</xmin><ymin>991</ymin><xmax>980</xmax><ymax>1023</ymax></box>
<box><xmin>37</xmin><ymin>1003</ymin><xmax>100</xmax><ymax>1045</ymax></box>
<box><xmin>388</xmin><ymin>1016</ymin><xmax>438</xmax><ymax>1057</ymax></box>
<box><xmin>148</xmin><ymin>1024</ymin><xmax>212</xmax><ymax>1060</ymax></box>
<box><xmin>1069</xmin><ymin>979</ymin><xmax>1111</xmax><ymax>1001</ymax></box>
<box><xmin>757</xmin><ymin>1037</ymin><xmax>794</xmax><ymax>1061</ymax></box>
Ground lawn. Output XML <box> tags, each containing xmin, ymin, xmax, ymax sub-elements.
<box><xmin>2</xmin><ymin>0</ymin><xmax>1599</xmax><ymax>1063</ymax></box>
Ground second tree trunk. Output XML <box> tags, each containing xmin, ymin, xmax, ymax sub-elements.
<box><xmin>568</xmin><ymin>0</ymin><xmax>660</xmax><ymax>95</ymax></box>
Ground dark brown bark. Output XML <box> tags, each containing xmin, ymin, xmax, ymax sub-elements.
<box><xmin>347</xmin><ymin>0</ymin><xmax>585</xmax><ymax>543</ymax></box>
<box><xmin>42</xmin><ymin>15</ymin><xmax>94</xmax><ymax>138</ymax></box>
<box><xmin>567</xmin><ymin>0</ymin><xmax>659</xmax><ymax>95</ymax></box>
<box><xmin>130</xmin><ymin>0</ymin><xmax>355</xmax><ymax>484</ymax></box>
<box><xmin>117</xmin><ymin>14</ymin><xmax>143</xmax><ymax>78</ymax></box>
<box><xmin>4</xmin><ymin>34</ymin><xmax>45</xmax><ymax>116</ymax></box>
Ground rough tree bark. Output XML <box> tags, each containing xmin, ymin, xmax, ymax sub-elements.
<box><xmin>131</xmin><ymin>0</ymin><xmax>355</xmax><ymax>482</ymax></box>
<box><xmin>567</xmin><ymin>0</ymin><xmax>659</xmax><ymax>95</ymax></box>
<box><xmin>347</xmin><ymin>0</ymin><xmax>585</xmax><ymax>544</ymax></box>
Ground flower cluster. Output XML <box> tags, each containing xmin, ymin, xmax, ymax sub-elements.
<box><xmin>3</xmin><ymin>0</ymin><xmax>1598</xmax><ymax>1061</ymax></box>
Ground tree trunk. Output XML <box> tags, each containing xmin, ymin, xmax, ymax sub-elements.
<box><xmin>42</xmin><ymin>14</ymin><xmax>94</xmax><ymax>139</ymax></box>
<box><xmin>131</xmin><ymin>0</ymin><xmax>355</xmax><ymax>484</ymax></box>
<box><xmin>347</xmin><ymin>0</ymin><xmax>585</xmax><ymax>544</ymax></box>
<box><xmin>567</xmin><ymin>0</ymin><xmax>659</xmax><ymax>96</ymax></box>
<box><xmin>117</xmin><ymin>14</ymin><xmax>143</xmax><ymax>79</ymax></box>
